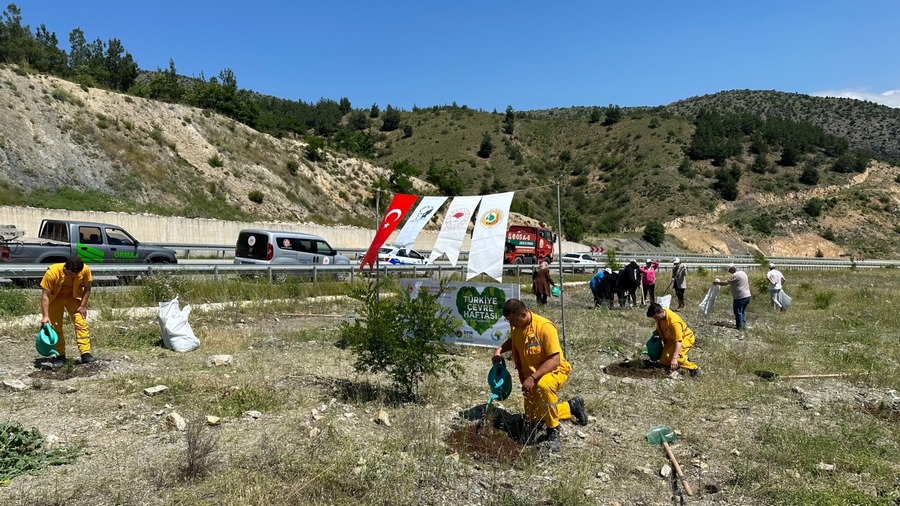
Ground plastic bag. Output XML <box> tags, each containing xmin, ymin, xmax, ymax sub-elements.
<box><xmin>158</xmin><ymin>298</ymin><xmax>200</xmax><ymax>352</ymax></box>
<box><xmin>656</xmin><ymin>294</ymin><xmax>672</xmax><ymax>309</ymax></box>
<box><xmin>698</xmin><ymin>284</ymin><xmax>720</xmax><ymax>316</ymax></box>
<box><xmin>775</xmin><ymin>289</ymin><xmax>792</xmax><ymax>310</ymax></box>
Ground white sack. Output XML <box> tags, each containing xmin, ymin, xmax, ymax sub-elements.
<box><xmin>698</xmin><ymin>284</ymin><xmax>720</xmax><ymax>316</ymax></box>
<box><xmin>656</xmin><ymin>294</ymin><xmax>672</xmax><ymax>309</ymax></box>
<box><xmin>158</xmin><ymin>298</ymin><xmax>200</xmax><ymax>352</ymax></box>
<box><xmin>775</xmin><ymin>289</ymin><xmax>793</xmax><ymax>310</ymax></box>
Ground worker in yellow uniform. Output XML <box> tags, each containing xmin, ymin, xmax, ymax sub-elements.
<box><xmin>492</xmin><ymin>298</ymin><xmax>588</xmax><ymax>452</ymax></box>
<box><xmin>646</xmin><ymin>302</ymin><xmax>699</xmax><ymax>377</ymax></box>
<box><xmin>40</xmin><ymin>257</ymin><xmax>95</xmax><ymax>365</ymax></box>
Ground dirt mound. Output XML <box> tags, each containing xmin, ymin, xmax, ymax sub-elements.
<box><xmin>603</xmin><ymin>360</ymin><xmax>670</xmax><ymax>379</ymax></box>
<box><xmin>29</xmin><ymin>360</ymin><xmax>103</xmax><ymax>380</ymax></box>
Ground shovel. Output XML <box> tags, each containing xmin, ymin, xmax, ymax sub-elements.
<box><xmin>647</xmin><ymin>425</ymin><xmax>693</xmax><ymax>496</ymax></box>
<box><xmin>754</xmin><ymin>370</ymin><xmax>845</xmax><ymax>381</ymax></box>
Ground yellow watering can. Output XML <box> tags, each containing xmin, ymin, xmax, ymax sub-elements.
<box><xmin>36</xmin><ymin>324</ymin><xmax>59</xmax><ymax>357</ymax></box>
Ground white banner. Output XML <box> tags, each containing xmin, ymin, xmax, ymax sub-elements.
<box><xmin>466</xmin><ymin>191</ymin><xmax>514</xmax><ymax>282</ymax></box>
<box><xmin>393</xmin><ymin>196</ymin><xmax>447</xmax><ymax>250</ymax></box>
<box><xmin>428</xmin><ymin>195</ymin><xmax>481</xmax><ymax>265</ymax></box>
<box><xmin>401</xmin><ymin>279</ymin><xmax>521</xmax><ymax>348</ymax></box>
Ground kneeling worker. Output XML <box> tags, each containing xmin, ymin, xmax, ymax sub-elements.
<box><xmin>40</xmin><ymin>257</ymin><xmax>95</xmax><ymax>364</ymax></box>
<box><xmin>646</xmin><ymin>302</ymin><xmax>699</xmax><ymax>377</ymax></box>
<box><xmin>492</xmin><ymin>298</ymin><xmax>588</xmax><ymax>452</ymax></box>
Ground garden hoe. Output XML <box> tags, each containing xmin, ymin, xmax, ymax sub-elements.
<box><xmin>647</xmin><ymin>425</ymin><xmax>693</xmax><ymax>497</ymax></box>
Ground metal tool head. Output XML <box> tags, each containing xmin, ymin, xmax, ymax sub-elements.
<box><xmin>647</xmin><ymin>425</ymin><xmax>679</xmax><ymax>445</ymax></box>
<box><xmin>753</xmin><ymin>370</ymin><xmax>779</xmax><ymax>380</ymax></box>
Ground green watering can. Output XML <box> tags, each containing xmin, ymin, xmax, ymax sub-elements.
<box><xmin>36</xmin><ymin>324</ymin><xmax>59</xmax><ymax>357</ymax></box>
<box><xmin>487</xmin><ymin>358</ymin><xmax>512</xmax><ymax>403</ymax></box>
<box><xmin>643</xmin><ymin>331</ymin><xmax>663</xmax><ymax>361</ymax></box>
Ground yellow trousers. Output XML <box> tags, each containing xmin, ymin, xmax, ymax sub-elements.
<box><xmin>524</xmin><ymin>370</ymin><xmax>573</xmax><ymax>429</ymax></box>
<box><xmin>660</xmin><ymin>336</ymin><xmax>697</xmax><ymax>371</ymax></box>
<box><xmin>49</xmin><ymin>297</ymin><xmax>90</xmax><ymax>356</ymax></box>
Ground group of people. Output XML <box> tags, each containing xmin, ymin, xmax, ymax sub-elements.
<box><xmin>590</xmin><ymin>258</ymin><xmax>688</xmax><ymax>311</ymax></box>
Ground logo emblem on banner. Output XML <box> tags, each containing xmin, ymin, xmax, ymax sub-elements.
<box><xmin>446</xmin><ymin>209</ymin><xmax>472</xmax><ymax>229</ymax></box>
<box><xmin>480</xmin><ymin>209</ymin><xmax>503</xmax><ymax>228</ymax></box>
<box><xmin>456</xmin><ymin>286</ymin><xmax>506</xmax><ymax>334</ymax></box>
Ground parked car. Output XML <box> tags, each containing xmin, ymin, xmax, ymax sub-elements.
<box><xmin>561</xmin><ymin>253</ymin><xmax>598</xmax><ymax>273</ymax></box>
<box><xmin>233</xmin><ymin>229</ymin><xmax>351</xmax><ymax>280</ymax></box>
<box><xmin>377</xmin><ymin>245</ymin><xmax>432</xmax><ymax>266</ymax></box>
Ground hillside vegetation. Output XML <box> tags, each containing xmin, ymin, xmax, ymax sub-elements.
<box><xmin>0</xmin><ymin>3</ymin><xmax>898</xmax><ymax>257</ymax></box>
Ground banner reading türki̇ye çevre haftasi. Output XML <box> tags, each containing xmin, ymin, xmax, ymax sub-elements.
<box><xmin>400</xmin><ymin>279</ymin><xmax>521</xmax><ymax>348</ymax></box>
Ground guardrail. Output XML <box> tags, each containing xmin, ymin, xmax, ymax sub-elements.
<box><xmin>1</xmin><ymin>258</ymin><xmax>894</xmax><ymax>287</ymax></box>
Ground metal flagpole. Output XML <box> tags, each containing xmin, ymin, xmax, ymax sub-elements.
<box><xmin>555</xmin><ymin>180</ymin><xmax>566</xmax><ymax>355</ymax></box>
<box><xmin>375</xmin><ymin>189</ymin><xmax>381</xmax><ymax>296</ymax></box>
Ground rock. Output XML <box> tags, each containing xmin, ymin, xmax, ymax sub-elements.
<box><xmin>143</xmin><ymin>385</ymin><xmax>168</xmax><ymax>396</ymax></box>
<box><xmin>575</xmin><ymin>430</ymin><xmax>587</xmax><ymax>439</ymax></box>
<box><xmin>244</xmin><ymin>410</ymin><xmax>262</xmax><ymax>419</ymax></box>
<box><xmin>352</xmin><ymin>465</ymin><xmax>366</xmax><ymax>475</ymax></box>
<box><xmin>731</xmin><ymin>448</ymin><xmax>741</xmax><ymax>456</ymax></box>
<box><xmin>621</xmin><ymin>377</ymin><xmax>636</xmax><ymax>385</ymax></box>
<box><xmin>58</xmin><ymin>385</ymin><xmax>78</xmax><ymax>394</ymax></box>
<box><xmin>207</xmin><ymin>354</ymin><xmax>233</xmax><ymax>367</ymax></box>
<box><xmin>660</xmin><ymin>464</ymin><xmax>673</xmax><ymax>478</ymax></box>
<box><xmin>343</xmin><ymin>412</ymin><xmax>356</xmax><ymax>419</ymax></box>
<box><xmin>2</xmin><ymin>379</ymin><xmax>27</xmax><ymax>391</ymax></box>
<box><xmin>166</xmin><ymin>412</ymin><xmax>186</xmax><ymax>431</ymax></box>
<box><xmin>44</xmin><ymin>434</ymin><xmax>60</xmax><ymax>446</ymax></box>
<box><xmin>584</xmin><ymin>488</ymin><xmax>594</xmax><ymax>497</ymax></box>
<box><xmin>596</xmin><ymin>471</ymin><xmax>611</xmax><ymax>482</ymax></box>
<box><xmin>374</xmin><ymin>409</ymin><xmax>391</xmax><ymax>427</ymax></box>
<box><xmin>206</xmin><ymin>416</ymin><xmax>221</xmax><ymax>426</ymax></box>
<box><xmin>817</xmin><ymin>462</ymin><xmax>836</xmax><ymax>471</ymax></box>
<box><xmin>154</xmin><ymin>409</ymin><xmax>166</xmax><ymax>416</ymax></box>
<box><xmin>309</xmin><ymin>427</ymin><xmax>320</xmax><ymax>438</ymax></box>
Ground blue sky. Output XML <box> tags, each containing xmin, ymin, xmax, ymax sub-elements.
<box><xmin>11</xmin><ymin>1</ymin><xmax>900</xmax><ymax>110</ymax></box>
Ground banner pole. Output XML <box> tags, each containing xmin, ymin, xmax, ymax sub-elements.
<box><xmin>556</xmin><ymin>180</ymin><xmax>566</xmax><ymax>355</ymax></box>
<box><xmin>375</xmin><ymin>188</ymin><xmax>381</xmax><ymax>297</ymax></box>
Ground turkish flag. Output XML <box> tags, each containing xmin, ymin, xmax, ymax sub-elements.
<box><xmin>359</xmin><ymin>193</ymin><xmax>419</xmax><ymax>271</ymax></box>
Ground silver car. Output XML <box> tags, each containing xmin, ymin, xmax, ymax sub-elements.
<box><xmin>234</xmin><ymin>229</ymin><xmax>350</xmax><ymax>280</ymax></box>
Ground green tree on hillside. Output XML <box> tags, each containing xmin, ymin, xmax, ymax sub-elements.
<box><xmin>713</xmin><ymin>164</ymin><xmax>741</xmax><ymax>201</ymax></box>
<box><xmin>477</xmin><ymin>132</ymin><xmax>494</xmax><ymax>158</ymax></box>
<box><xmin>381</xmin><ymin>105</ymin><xmax>401</xmax><ymax>131</ymax></box>
<box><xmin>799</xmin><ymin>164</ymin><xmax>820</xmax><ymax>185</ymax></box>
<box><xmin>589</xmin><ymin>107</ymin><xmax>602</xmax><ymax>124</ymax></box>
<box><xmin>503</xmin><ymin>105</ymin><xmax>515</xmax><ymax>135</ymax></box>
<box><xmin>427</xmin><ymin>162</ymin><xmax>464</xmax><ymax>196</ymax></box>
<box><xmin>642</xmin><ymin>221</ymin><xmax>665</xmax><ymax>246</ymax></box>
<box><xmin>387</xmin><ymin>160</ymin><xmax>421</xmax><ymax>195</ymax></box>
<box><xmin>338</xmin><ymin>97</ymin><xmax>351</xmax><ymax>115</ymax></box>
<box><xmin>603</xmin><ymin>104</ymin><xmax>623</xmax><ymax>126</ymax></box>
<box><xmin>369</xmin><ymin>103</ymin><xmax>380</xmax><ymax>118</ymax></box>
<box><xmin>348</xmin><ymin>109</ymin><xmax>369</xmax><ymax>130</ymax></box>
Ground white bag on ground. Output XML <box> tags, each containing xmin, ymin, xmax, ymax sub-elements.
<box><xmin>656</xmin><ymin>294</ymin><xmax>672</xmax><ymax>309</ymax></box>
<box><xmin>158</xmin><ymin>298</ymin><xmax>200</xmax><ymax>352</ymax></box>
<box><xmin>775</xmin><ymin>289</ymin><xmax>793</xmax><ymax>310</ymax></box>
<box><xmin>698</xmin><ymin>284</ymin><xmax>720</xmax><ymax>316</ymax></box>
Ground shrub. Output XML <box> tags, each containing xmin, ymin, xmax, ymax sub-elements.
<box><xmin>340</xmin><ymin>281</ymin><xmax>462</xmax><ymax>399</ymax></box>
<box><xmin>286</xmin><ymin>160</ymin><xmax>299</xmax><ymax>176</ymax></box>
<box><xmin>803</xmin><ymin>198</ymin><xmax>824</xmax><ymax>217</ymax></box>
<box><xmin>813</xmin><ymin>290</ymin><xmax>835</xmax><ymax>309</ymax></box>
<box><xmin>177</xmin><ymin>419</ymin><xmax>219</xmax><ymax>482</ymax></box>
<box><xmin>208</xmin><ymin>154</ymin><xmax>224</xmax><ymax>168</ymax></box>
<box><xmin>695</xmin><ymin>266</ymin><xmax>708</xmax><ymax>277</ymax></box>
<box><xmin>0</xmin><ymin>288</ymin><xmax>28</xmax><ymax>317</ymax></box>
<box><xmin>1</xmin><ymin>423</ymin><xmax>80</xmax><ymax>484</ymax></box>
<box><xmin>248</xmin><ymin>190</ymin><xmax>264</xmax><ymax>204</ymax></box>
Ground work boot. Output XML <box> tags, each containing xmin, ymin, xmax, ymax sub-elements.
<box><xmin>689</xmin><ymin>368</ymin><xmax>702</xmax><ymax>379</ymax></box>
<box><xmin>51</xmin><ymin>355</ymin><xmax>67</xmax><ymax>367</ymax></box>
<box><xmin>543</xmin><ymin>427</ymin><xmax>562</xmax><ymax>453</ymax></box>
<box><xmin>80</xmin><ymin>353</ymin><xmax>95</xmax><ymax>364</ymax></box>
<box><xmin>569</xmin><ymin>395</ymin><xmax>589</xmax><ymax>426</ymax></box>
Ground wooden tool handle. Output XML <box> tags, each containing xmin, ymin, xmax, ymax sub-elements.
<box><xmin>662</xmin><ymin>441</ymin><xmax>693</xmax><ymax>496</ymax></box>
<box><xmin>782</xmin><ymin>373</ymin><xmax>844</xmax><ymax>379</ymax></box>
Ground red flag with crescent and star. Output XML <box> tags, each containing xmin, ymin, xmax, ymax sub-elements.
<box><xmin>359</xmin><ymin>193</ymin><xmax>419</xmax><ymax>271</ymax></box>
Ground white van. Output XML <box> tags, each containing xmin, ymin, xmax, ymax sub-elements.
<box><xmin>233</xmin><ymin>229</ymin><xmax>351</xmax><ymax>279</ymax></box>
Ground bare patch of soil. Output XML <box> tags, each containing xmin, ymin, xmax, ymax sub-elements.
<box><xmin>860</xmin><ymin>401</ymin><xmax>900</xmax><ymax>422</ymax></box>
<box><xmin>444</xmin><ymin>423</ymin><xmax>525</xmax><ymax>464</ymax></box>
<box><xmin>603</xmin><ymin>360</ymin><xmax>669</xmax><ymax>379</ymax></box>
<box><xmin>28</xmin><ymin>360</ymin><xmax>103</xmax><ymax>380</ymax></box>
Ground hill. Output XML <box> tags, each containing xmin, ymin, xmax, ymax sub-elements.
<box><xmin>1</xmin><ymin>65</ymin><xmax>898</xmax><ymax>257</ymax></box>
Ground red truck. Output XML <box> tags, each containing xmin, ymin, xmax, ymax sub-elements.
<box><xmin>504</xmin><ymin>225</ymin><xmax>556</xmax><ymax>265</ymax></box>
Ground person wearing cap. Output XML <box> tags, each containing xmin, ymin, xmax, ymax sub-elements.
<box><xmin>640</xmin><ymin>259</ymin><xmax>660</xmax><ymax>306</ymax></box>
<box><xmin>672</xmin><ymin>258</ymin><xmax>687</xmax><ymax>310</ymax></box>
<box><xmin>714</xmin><ymin>263</ymin><xmax>751</xmax><ymax>331</ymax></box>
<box><xmin>766</xmin><ymin>263</ymin><xmax>786</xmax><ymax>310</ymax></box>
<box><xmin>492</xmin><ymin>298</ymin><xmax>588</xmax><ymax>453</ymax></box>
<box><xmin>589</xmin><ymin>268</ymin><xmax>606</xmax><ymax>307</ymax></box>
<box><xmin>646</xmin><ymin>302</ymin><xmax>700</xmax><ymax>377</ymax></box>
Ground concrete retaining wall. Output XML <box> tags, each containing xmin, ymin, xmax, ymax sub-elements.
<box><xmin>0</xmin><ymin>206</ymin><xmax>587</xmax><ymax>253</ymax></box>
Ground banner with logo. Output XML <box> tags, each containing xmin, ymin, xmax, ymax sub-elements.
<box><xmin>393</xmin><ymin>196</ymin><xmax>447</xmax><ymax>250</ymax></box>
<box><xmin>359</xmin><ymin>193</ymin><xmax>418</xmax><ymax>271</ymax></box>
<box><xmin>428</xmin><ymin>195</ymin><xmax>481</xmax><ymax>265</ymax></box>
<box><xmin>401</xmin><ymin>279</ymin><xmax>520</xmax><ymax>348</ymax></box>
<box><xmin>466</xmin><ymin>191</ymin><xmax>514</xmax><ymax>281</ymax></box>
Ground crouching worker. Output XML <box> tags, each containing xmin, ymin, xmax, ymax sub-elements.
<box><xmin>492</xmin><ymin>298</ymin><xmax>588</xmax><ymax>452</ymax></box>
<box><xmin>40</xmin><ymin>257</ymin><xmax>95</xmax><ymax>365</ymax></box>
<box><xmin>646</xmin><ymin>302</ymin><xmax>699</xmax><ymax>378</ymax></box>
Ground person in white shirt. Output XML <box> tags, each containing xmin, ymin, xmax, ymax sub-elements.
<box><xmin>714</xmin><ymin>263</ymin><xmax>751</xmax><ymax>331</ymax></box>
<box><xmin>766</xmin><ymin>263</ymin><xmax>786</xmax><ymax>310</ymax></box>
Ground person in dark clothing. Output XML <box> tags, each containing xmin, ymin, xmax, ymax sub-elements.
<box><xmin>617</xmin><ymin>260</ymin><xmax>641</xmax><ymax>308</ymax></box>
<box><xmin>532</xmin><ymin>261</ymin><xmax>554</xmax><ymax>306</ymax></box>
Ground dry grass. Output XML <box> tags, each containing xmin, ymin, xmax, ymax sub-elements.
<box><xmin>0</xmin><ymin>269</ymin><xmax>898</xmax><ymax>505</ymax></box>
